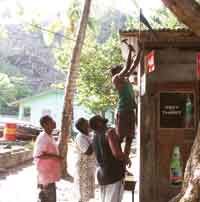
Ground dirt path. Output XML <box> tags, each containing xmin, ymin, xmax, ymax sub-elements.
<box><xmin>0</xmin><ymin>143</ymin><xmax>133</xmax><ymax>202</ymax></box>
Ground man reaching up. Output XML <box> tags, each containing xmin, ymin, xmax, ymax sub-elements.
<box><xmin>110</xmin><ymin>41</ymin><xmax>143</xmax><ymax>162</ymax></box>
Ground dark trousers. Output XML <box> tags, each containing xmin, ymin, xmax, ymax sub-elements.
<box><xmin>38</xmin><ymin>183</ymin><xmax>56</xmax><ymax>202</ymax></box>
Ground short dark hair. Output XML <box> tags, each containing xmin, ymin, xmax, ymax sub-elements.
<box><xmin>89</xmin><ymin>115</ymin><xmax>108</xmax><ymax>131</ymax></box>
<box><xmin>40</xmin><ymin>115</ymin><xmax>52</xmax><ymax>128</ymax></box>
<box><xmin>75</xmin><ymin>118</ymin><xmax>87</xmax><ymax>133</ymax></box>
<box><xmin>110</xmin><ymin>64</ymin><xmax>123</xmax><ymax>76</ymax></box>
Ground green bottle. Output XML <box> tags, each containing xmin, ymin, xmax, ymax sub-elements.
<box><xmin>170</xmin><ymin>146</ymin><xmax>182</xmax><ymax>185</ymax></box>
<box><xmin>185</xmin><ymin>96</ymin><xmax>192</xmax><ymax>128</ymax></box>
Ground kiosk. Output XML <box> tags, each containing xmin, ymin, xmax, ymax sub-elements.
<box><xmin>120</xmin><ymin>29</ymin><xmax>200</xmax><ymax>202</ymax></box>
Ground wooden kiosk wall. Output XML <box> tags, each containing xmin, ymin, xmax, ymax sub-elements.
<box><xmin>141</xmin><ymin>48</ymin><xmax>199</xmax><ymax>202</ymax></box>
<box><xmin>120</xmin><ymin>30</ymin><xmax>200</xmax><ymax>202</ymax></box>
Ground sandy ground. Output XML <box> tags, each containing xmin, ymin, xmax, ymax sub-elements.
<box><xmin>0</xmin><ymin>142</ymin><xmax>137</xmax><ymax>202</ymax></box>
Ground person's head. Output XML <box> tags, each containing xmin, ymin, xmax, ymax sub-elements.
<box><xmin>40</xmin><ymin>115</ymin><xmax>56</xmax><ymax>134</ymax></box>
<box><xmin>89</xmin><ymin>115</ymin><xmax>108</xmax><ymax>132</ymax></box>
<box><xmin>75</xmin><ymin>117</ymin><xmax>89</xmax><ymax>135</ymax></box>
<box><xmin>110</xmin><ymin>64</ymin><xmax>123</xmax><ymax>76</ymax></box>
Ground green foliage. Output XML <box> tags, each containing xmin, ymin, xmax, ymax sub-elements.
<box><xmin>25</xmin><ymin>19</ymin><xmax>43</xmax><ymax>33</ymax></box>
<box><xmin>53</xmin><ymin>36</ymin><xmax>74</xmax><ymax>70</ymax></box>
<box><xmin>10</xmin><ymin>76</ymin><xmax>32</xmax><ymax>100</ymax></box>
<box><xmin>42</xmin><ymin>19</ymin><xmax>64</xmax><ymax>46</ymax></box>
<box><xmin>124</xmin><ymin>5</ymin><xmax>185</xmax><ymax>30</ymax></box>
<box><xmin>49</xmin><ymin>0</ymin><xmax>124</xmax><ymax>114</ymax></box>
<box><xmin>53</xmin><ymin>22</ymin><xmax>122</xmax><ymax>114</ymax></box>
<box><xmin>0</xmin><ymin>73</ymin><xmax>15</xmax><ymax>103</ymax></box>
<box><xmin>125</xmin><ymin>15</ymin><xmax>139</xmax><ymax>30</ymax></box>
<box><xmin>0</xmin><ymin>73</ymin><xmax>31</xmax><ymax>114</ymax></box>
<box><xmin>77</xmin><ymin>33</ymin><xmax>122</xmax><ymax>114</ymax></box>
<box><xmin>149</xmin><ymin>6</ymin><xmax>186</xmax><ymax>29</ymax></box>
<box><xmin>53</xmin><ymin>0</ymin><xmax>98</xmax><ymax>70</ymax></box>
<box><xmin>67</xmin><ymin>0</ymin><xmax>82</xmax><ymax>33</ymax></box>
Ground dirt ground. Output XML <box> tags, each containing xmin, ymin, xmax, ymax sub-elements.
<box><xmin>0</xmin><ymin>142</ymin><xmax>135</xmax><ymax>202</ymax></box>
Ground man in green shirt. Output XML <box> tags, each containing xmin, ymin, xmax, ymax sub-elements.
<box><xmin>110</xmin><ymin>41</ymin><xmax>142</xmax><ymax>162</ymax></box>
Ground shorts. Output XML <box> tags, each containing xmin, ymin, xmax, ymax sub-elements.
<box><xmin>116</xmin><ymin>110</ymin><xmax>135</xmax><ymax>141</ymax></box>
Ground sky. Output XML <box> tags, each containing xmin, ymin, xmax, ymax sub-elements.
<box><xmin>0</xmin><ymin>0</ymin><xmax>164</xmax><ymax>24</ymax></box>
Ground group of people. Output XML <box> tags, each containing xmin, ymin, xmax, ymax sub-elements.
<box><xmin>33</xmin><ymin>41</ymin><xmax>142</xmax><ymax>202</ymax></box>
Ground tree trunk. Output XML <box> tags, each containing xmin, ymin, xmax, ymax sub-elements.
<box><xmin>161</xmin><ymin>0</ymin><xmax>200</xmax><ymax>37</ymax></box>
<box><xmin>169</xmin><ymin>122</ymin><xmax>200</xmax><ymax>202</ymax></box>
<box><xmin>58</xmin><ymin>0</ymin><xmax>92</xmax><ymax>178</ymax></box>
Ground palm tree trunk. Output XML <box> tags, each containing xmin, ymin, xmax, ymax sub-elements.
<box><xmin>58</xmin><ymin>0</ymin><xmax>92</xmax><ymax>178</ymax></box>
<box><xmin>161</xmin><ymin>0</ymin><xmax>200</xmax><ymax>37</ymax></box>
<box><xmin>169</xmin><ymin>122</ymin><xmax>200</xmax><ymax>202</ymax></box>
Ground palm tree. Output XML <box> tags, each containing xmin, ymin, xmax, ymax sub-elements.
<box><xmin>67</xmin><ymin>0</ymin><xmax>96</xmax><ymax>35</ymax></box>
<box><xmin>58</xmin><ymin>0</ymin><xmax>92</xmax><ymax>178</ymax></box>
<box><xmin>161</xmin><ymin>0</ymin><xmax>200</xmax><ymax>37</ymax></box>
<box><xmin>67</xmin><ymin>0</ymin><xmax>81</xmax><ymax>34</ymax></box>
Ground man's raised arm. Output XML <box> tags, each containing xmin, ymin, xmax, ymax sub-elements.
<box><xmin>127</xmin><ymin>44</ymin><xmax>143</xmax><ymax>76</ymax></box>
<box><xmin>118</xmin><ymin>42</ymin><xmax>135</xmax><ymax>78</ymax></box>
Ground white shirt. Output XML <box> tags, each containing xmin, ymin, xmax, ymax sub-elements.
<box><xmin>75</xmin><ymin>133</ymin><xmax>91</xmax><ymax>154</ymax></box>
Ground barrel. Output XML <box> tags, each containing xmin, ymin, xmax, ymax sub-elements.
<box><xmin>3</xmin><ymin>123</ymin><xmax>17</xmax><ymax>141</ymax></box>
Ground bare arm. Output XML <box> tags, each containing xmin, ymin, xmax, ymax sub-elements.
<box><xmin>126</xmin><ymin>46</ymin><xmax>143</xmax><ymax>76</ymax></box>
<box><xmin>36</xmin><ymin>152</ymin><xmax>63</xmax><ymax>160</ymax></box>
<box><xmin>107</xmin><ymin>128</ymin><xmax>125</xmax><ymax>161</ymax></box>
<box><xmin>118</xmin><ymin>44</ymin><xmax>135</xmax><ymax>78</ymax></box>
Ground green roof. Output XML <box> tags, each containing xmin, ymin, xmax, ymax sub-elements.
<box><xmin>10</xmin><ymin>88</ymin><xmax>64</xmax><ymax>106</ymax></box>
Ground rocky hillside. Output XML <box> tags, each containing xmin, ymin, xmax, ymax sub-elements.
<box><xmin>0</xmin><ymin>8</ymin><xmax>127</xmax><ymax>93</ymax></box>
<box><xmin>97</xmin><ymin>9</ymin><xmax>127</xmax><ymax>43</ymax></box>
<box><xmin>0</xmin><ymin>24</ymin><xmax>65</xmax><ymax>93</ymax></box>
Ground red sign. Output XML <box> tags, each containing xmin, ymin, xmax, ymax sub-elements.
<box><xmin>196</xmin><ymin>53</ymin><xmax>200</xmax><ymax>78</ymax></box>
<box><xmin>146</xmin><ymin>50</ymin><xmax>155</xmax><ymax>73</ymax></box>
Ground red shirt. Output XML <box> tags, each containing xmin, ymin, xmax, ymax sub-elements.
<box><xmin>33</xmin><ymin>132</ymin><xmax>61</xmax><ymax>185</ymax></box>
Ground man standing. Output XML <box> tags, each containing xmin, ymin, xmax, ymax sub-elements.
<box><xmin>33</xmin><ymin>115</ymin><xmax>62</xmax><ymax>202</ymax></box>
<box><xmin>110</xmin><ymin>41</ymin><xmax>142</xmax><ymax>162</ymax></box>
<box><xmin>89</xmin><ymin>115</ymin><xmax>125</xmax><ymax>202</ymax></box>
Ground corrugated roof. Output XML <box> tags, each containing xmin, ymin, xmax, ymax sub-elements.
<box><xmin>120</xmin><ymin>28</ymin><xmax>190</xmax><ymax>33</ymax></box>
<box><xmin>119</xmin><ymin>28</ymin><xmax>200</xmax><ymax>49</ymax></box>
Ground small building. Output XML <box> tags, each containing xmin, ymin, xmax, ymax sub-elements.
<box><xmin>14</xmin><ymin>89</ymin><xmax>92</xmax><ymax>129</ymax></box>
<box><xmin>120</xmin><ymin>29</ymin><xmax>200</xmax><ymax>202</ymax></box>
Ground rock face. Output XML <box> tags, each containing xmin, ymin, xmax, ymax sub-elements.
<box><xmin>0</xmin><ymin>9</ymin><xmax>127</xmax><ymax>92</ymax></box>
<box><xmin>0</xmin><ymin>24</ymin><xmax>65</xmax><ymax>93</ymax></box>
<box><xmin>97</xmin><ymin>9</ymin><xmax>127</xmax><ymax>43</ymax></box>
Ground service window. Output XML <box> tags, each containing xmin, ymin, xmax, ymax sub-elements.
<box><xmin>159</xmin><ymin>92</ymin><xmax>194</xmax><ymax>129</ymax></box>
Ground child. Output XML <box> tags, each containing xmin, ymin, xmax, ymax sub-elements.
<box><xmin>33</xmin><ymin>115</ymin><xmax>62</xmax><ymax>202</ymax></box>
<box><xmin>110</xmin><ymin>41</ymin><xmax>142</xmax><ymax>162</ymax></box>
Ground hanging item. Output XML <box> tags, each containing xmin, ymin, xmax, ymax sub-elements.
<box><xmin>196</xmin><ymin>52</ymin><xmax>200</xmax><ymax>78</ymax></box>
<box><xmin>145</xmin><ymin>50</ymin><xmax>155</xmax><ymax>73</ymax></box>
